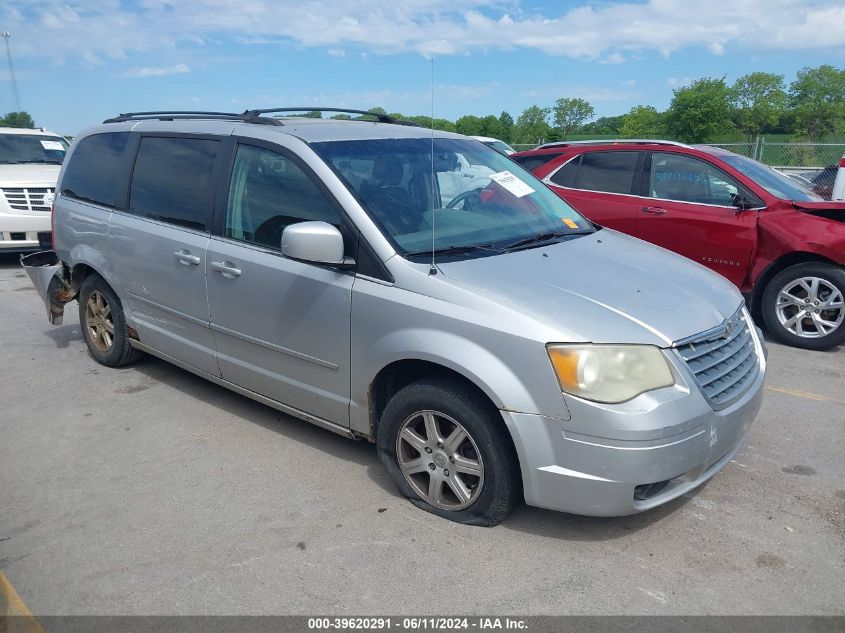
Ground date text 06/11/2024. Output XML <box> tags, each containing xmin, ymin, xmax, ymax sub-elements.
<box><xmin>307</xmin><ymin>617</ymin><xmax>528</xmax><ymax>630</ymax></box>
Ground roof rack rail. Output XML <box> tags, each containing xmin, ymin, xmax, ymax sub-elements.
<box><xmin>536</xmin><ymin>139</ymin><xmax>692</xmax><ymax>150</ymax></box>
<box><xmin>103</xmin><ymin>108</ymin><xmax>423</xmax><ymax>128</ymax></box>
<box><xmin>240</xmin><ymin>107</ymin><xmax>422</xmax><ymax>127</ymax></box>
<box><xmin>102</xmin><ymin>111</ymin><xmax>284</xmax><ymax>126</ymax></box>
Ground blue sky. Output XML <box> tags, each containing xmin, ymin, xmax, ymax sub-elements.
<box><xmin>2</xmin><ymin>0</ymin><xmax>844</xmax><ymax>135</ymax></box>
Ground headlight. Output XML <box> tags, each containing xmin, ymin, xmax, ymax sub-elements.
<box><xmin>547</xmin><ymin>344</ymin><xmax>675</xmax><ymax>404</ymax></box>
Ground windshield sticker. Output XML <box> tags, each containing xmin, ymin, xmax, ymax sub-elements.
<box><xmin>489</xmin><ymin>171</ymin><xmax>535</xmax><ymax>198</ymax></box>
<box><xmin>562</xmin><ymin>218</ymin><xmax>579</xmax><ymax>229</ymax></box>
<box><xmin>40</xmin><ymin>140</ymin><xmax>65</xmax><ymax>151</ymax></box>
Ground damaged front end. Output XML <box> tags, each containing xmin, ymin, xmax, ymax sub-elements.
<box><xmin>20</xmin><ymin>251</ymin><xmax>75</xmax><ymax>325</ymax></box>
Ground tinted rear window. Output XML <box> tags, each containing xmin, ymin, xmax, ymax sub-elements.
<box><xmin>573</xmin><ymin>151</ymin><xmax>640</xmax><ymax>194</ymax></box>
<box><xmin>61</xmin><ymin>132</ymin><xmax>130</xmax><ymax>207</ymax></box>
<box><xmin>129</xmin><ymin>137</ymin><xmax>218</xmax><ymax>232</ymax></box>
<box><xmin>512</xmin><ymin>153</ymin><xmax>563</xmax><ymax>173</ymax></box>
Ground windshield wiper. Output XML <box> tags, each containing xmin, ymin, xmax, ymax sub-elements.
<box><xmin>3</xmin><ymin>160</ymin><xmax>62</xmax><ymax>165</ymax></box>
<box><xmin>503</xmin><ymin>230</ymin><xmax>574</xmax><ymax>251</ymax></box>
<box><xmin>405</xmin><ymin>243</ymin><xmax>503</xmax><ymax>257</ymax></box>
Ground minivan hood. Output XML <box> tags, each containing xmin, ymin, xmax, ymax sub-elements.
<box><xmin>0</xmin><ymin>163</ymin><xmax>61</xmax><ymax>186</ymax></box>
<box><xmin>437</xmin><ymin>230</ymin><xmax>743</xmax><ymax>346</ymax></box>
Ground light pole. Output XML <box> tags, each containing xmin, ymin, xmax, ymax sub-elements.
<box><xmin>1</xmin><ymin>31</ymin><xmax>21</xmax><ymax>112</ymax></box>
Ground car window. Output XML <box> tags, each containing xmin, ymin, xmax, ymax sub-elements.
<box><xmin>60</xmin><ymin>132</ymin><xmax>130</xmax><ymax>208</ymax></box>
<box><xmin>564</xmin><ymin>151</ymin><xmax>639</xmax><ymax>194</ymax></box>
<box><xmin>226</xmin><ymin>144</ymin><xmax>342</xmax><ymax>250</ymax></box>
<box><xmin>312</xmin><ymin>138</ymin><xmax>591</xmax><ymax>257</ymax></box>
<box><xmin>548</xmin><ymin>155</ymin><xmax>581</xmax><ymax>187</ymax></box>
<box><xmin>719</xmin><ymin>153</ymin><xmax>820</xmax><ymax>202</ymax></box>
<box><xmin>650</xmin><ymin>153</ymin><xmax>741</xmax><ymax>206</ymax></box>
<box><xmin>129</xmin><ymin>137</ymin><xmax>218</xmax><ymax>232</ymax></box>
<box><xmin>0</xmin><ymin>133</ymin><xmax>68</xmax><ymax>165</ymax></box>
<box><xmin>515</xmin><ymin>153</ymin><xmax>565</xmax><ymax>174</ymax></box>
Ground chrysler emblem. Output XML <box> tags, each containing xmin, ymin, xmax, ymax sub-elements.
<box><xmin>723</xmin><ymin>321</ymin><xmax>733</xmax><ymax>339</ymax></box>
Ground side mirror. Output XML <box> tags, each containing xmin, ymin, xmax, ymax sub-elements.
<box><xmin>731</xmin><ymin>193</ymin><xmax>760</xmax><ymax>210</ymax></box>
<box><xmin>281</xmin><ymin>221</ymin><xmax>351</xmax><ymax>267</ymax></box>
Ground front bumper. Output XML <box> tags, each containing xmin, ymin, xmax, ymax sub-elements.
<box><xmin>501</xmin><ymin>363</ymin><xmax>765</xmax><ymax>516</ymax></box>
<box><xmin>0</xmin><ymin>211</ymin><xmax>52</xmax><ymax>251</ymax></box>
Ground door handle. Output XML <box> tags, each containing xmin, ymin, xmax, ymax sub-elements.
<box><xmin>210</xmin><ymin>260</ymin><xmax>242</xmax><ymax>278</ymax></box>
<box><xmin>174</xmin><ymin>249</ymin><xmax>201</xmax><ymax>265</ymax></box>
<box><xmin>641</xmin><ymin>206</ymin><xmax>668</xmax><ymax>215</ymax></box>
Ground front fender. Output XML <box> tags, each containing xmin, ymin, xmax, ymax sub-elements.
<box><xmin>349</xmin><ymin>327</ymin><xmax>571</xmax><ymax>437</ymax></box>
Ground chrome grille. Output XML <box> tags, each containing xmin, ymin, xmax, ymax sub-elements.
<box><xmin>675</xmin><ymin>308</ymin><xmax>759</xmax><ymax>410</ymax></box>
<box><xmin>2</xmin><ymin>187</ymin><xmax>55</xmax><ymax>212</ymax></box>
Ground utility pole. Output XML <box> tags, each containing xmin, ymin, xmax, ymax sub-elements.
<box><xmin>1</xmin><ymin>31</ymin><xmax>21</xmax><ymax>112</ymax></box>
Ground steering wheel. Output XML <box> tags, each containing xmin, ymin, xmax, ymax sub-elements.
<box><xmin>446</xmin><ymin>187</ymin><xmax>483</xmax><ymax>210</ymax></box>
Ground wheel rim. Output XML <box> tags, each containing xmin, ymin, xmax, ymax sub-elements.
<box><xmin>775</xmin><ymin>276</ymin><xmax>844</xmax><ymax>339</ymax></box>
<box><xmin>395</xmin><ymin>410</ymin><xmax>484</xmax><ymax>512</ymax></box>
<box><xmin>84</xmin><ymin>290</ymin><xmax>115</xmax><ymax>352</ymax></box>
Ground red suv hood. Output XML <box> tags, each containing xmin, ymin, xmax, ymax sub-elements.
<box><xmin>791</xmin><ymin>201</ymin><xmax>845</xmax><ymax>212</ymax></box>
<box><xmin>790</xmin><ymin>200</ymin><xmax>845</xmax><ymax>222</ymax></box>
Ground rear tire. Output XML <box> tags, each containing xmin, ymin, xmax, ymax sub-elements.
<box><xmin>761</xmin><ymin>262</ymin><xmax>845</xmax><ymax>350</ymax></box>
<box><xmin>377</xmin><ymin>377</ymin><xmax>521</xmax><ymax>526</ymax></box>
<box><xmin>78</xmin><ymin>274</ymin><xmax>143</xmax><ymax>367</ymax></box>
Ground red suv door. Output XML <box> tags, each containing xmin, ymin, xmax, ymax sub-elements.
<box><xmin>633</xmin><ymin>151</ymin><xmax>761</xmax><ymax>287</ymax></box>
<box><xmin>543</xmin><ymin>150</ymin><xmax>643</xmax><ymax>233</ymax></box>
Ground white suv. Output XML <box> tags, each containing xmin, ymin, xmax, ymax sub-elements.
<box><xmin>0</xmin><ymin>127</ymin><xmax>69</xmax><ymax>252</ymax></box>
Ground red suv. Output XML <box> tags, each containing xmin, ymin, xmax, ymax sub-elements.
<box><xmin>512</xmin><ymin>140</ymin><xmax>845</xmax><ymax>350</ymax></box>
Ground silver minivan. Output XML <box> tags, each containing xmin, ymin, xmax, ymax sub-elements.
<box><xmin>23</xmin><ymin>109</ymin><xmax>766</xmax><ymax>526</ymax></box>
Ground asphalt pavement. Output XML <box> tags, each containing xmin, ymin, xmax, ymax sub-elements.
<box><xmin>1</xmin><ymin>252</ymin><xmax>843</xmax><ymax>615</ymax></box>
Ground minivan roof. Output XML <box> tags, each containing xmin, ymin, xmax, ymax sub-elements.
<box><xmin>92</xmin><ymin>114</ymin><xmax>466</xmax><ymax>145</ymax></box>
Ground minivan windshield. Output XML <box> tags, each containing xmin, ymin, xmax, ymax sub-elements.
<box><xmin>0</xmin><ymin>133</ymin><xmax>69</xmax><ymax>165</ymax></box>
<box><xmin>720</xmin><ymin>153</ymin><xmax>823</xmax><ymax>202</ymax></box>
<box><xmin>312</xmin><ymin>138</ymin><xmax>592</xmax><ymax>258</ymax></box>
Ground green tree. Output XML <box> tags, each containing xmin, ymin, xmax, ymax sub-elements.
<box><xmin>353</xmin><ymin>106</ymin><xmax>388</xmax><ymax>121</ymax></box>
<box><xmin>515</xmin><ymin>105</ymin><xmax>551</xmax><ymax>144</ymax></box>
<box><xmin>789</xmin><ymin>65</ymin><xmax>845</xmax><ymax>140</ymax></box>
<box><xmin>455</xmin><ymin>115</ymin><xmax>485</xmax><ymax>136</ymax></box>
<box><xmin>552</xmin><ymin>98</ymin><xmax>595</xmax><ymax>140</ymax></box>
<box><xmin>498</xmin><ymin>111</ymin><xmax>514</xmax><ymax>142</ymax></box>
<box><xmin>581</xmin><ymin>115</ymin><xmax>624</xmax><ymax>136</ymax></box>
<box><xmin>730</xmin><ymin>72</ymin><xmax>786</xmax><ymax>141</ymax></box>
<box><xmin>619</xmin><ymin>106</ymin><xmax>665</xmax><ymax>138</ymax></box>
<box><xmin>479</xmin><ymin>114</ymin><xmax>504</xmax><ymax>139</ymax></box>
<box><xmin>405</xmin><ymin>115</ymin><xmax>457</xmax><ymax>132</ymax></box>
<box><xmin>665</xmin><ymin>78</ymin><xmax>733</xmax><ymax>142</ymax></box>
<box><xmin>0</xmin><ymin>111</ymin><xmax>35</xmax><ymax>128</ymax></box>
<box><xmin>330</xmin><ymin>114</ymin><xmax>353</xmax><ymax>120</ymax></box>
<box><xmin>303</xmin><ymin>110</ymin><xmax>323</xmax><ymax>118</ymax></box>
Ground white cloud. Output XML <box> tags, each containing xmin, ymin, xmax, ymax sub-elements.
<box><xmin>122</xmin><ymin>63</ymin><xmax>190</xmax><ymax>78</ymax></box>
<box><xmin>524</xmin><ymin>83</ymin><xmax>640</xmax><ymax>103</ymax></box>
<box><xmin>666</xmin><ymin>77</ymin><xmax>693</xmax><ymax>89</ymax></box>
<box><xmin>2</xmin><ymin>0</ymin><xmax>844</xmax><ymax>64</ymax></box>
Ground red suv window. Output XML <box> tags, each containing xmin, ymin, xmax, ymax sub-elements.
<box><xmin>550</xmin><ymin>151</ymin><xmax>640</xmax><ymax>194</ymax></box>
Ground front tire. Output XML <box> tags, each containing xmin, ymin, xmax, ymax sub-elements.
<box><xmin>78</xmin><ymin>274</ymin><xmax>143</xmax><ymax>367</ymax></box>
<box><xmin>377</xmin><ymin>378</ymin><xmax>521</xmax><ymax>526</ymax></box>
<box><xmin>761</xmin><ymin>262</ymin><xmax>845</xmax><ymax>350</ymax></box>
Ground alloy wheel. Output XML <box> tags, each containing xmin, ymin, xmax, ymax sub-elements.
<box><xmin>84</xmin><ymin>290</ymin><xmax>115</xmax><ymax>352</ymax></box>
<box><xmin>775</xmin><ymin>276</ymin><xmax>844</xmax><ymax>339</ymax></box>
<box><xmin>395</xmin><ymin>410</ymin><xmax>484</xmax><ymax>511</ymax></box>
